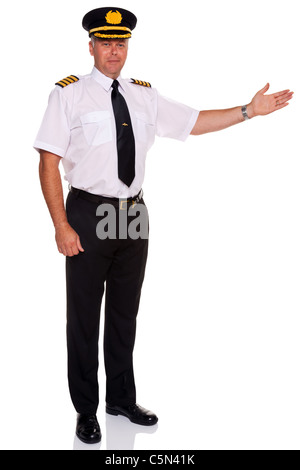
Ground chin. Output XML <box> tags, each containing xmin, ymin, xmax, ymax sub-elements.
<box><xmin>108</xmin><ymin>69</ymin><xmax>122</xmax><ymax>76</ymax></box>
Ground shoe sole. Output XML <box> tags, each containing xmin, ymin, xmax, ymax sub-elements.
<box><xmin>106</xmin><ymin>407</ymin><xmax>158</xmax><ymax>426</ymax></box>
<box><xmin>76</xmin><ymin>432</ymin><xmax>102</xmax><ymax>444</ymax></box>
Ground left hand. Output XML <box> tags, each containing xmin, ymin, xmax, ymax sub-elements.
<box><xmin>248</xmin><ymin>83</ymin><xmax>293</xmax><ymax>118</ymax></box>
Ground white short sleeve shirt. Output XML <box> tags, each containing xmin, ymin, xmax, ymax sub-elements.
<box><xmin>34</xmin><ymin>67</ymin><xmax>199</xmax><ymax>198</ymax></box>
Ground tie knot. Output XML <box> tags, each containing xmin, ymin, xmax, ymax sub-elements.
<box><xmin>112</xmin><ymin>80</ymin><xmax>119</xmax><ymax>92</ymax></box>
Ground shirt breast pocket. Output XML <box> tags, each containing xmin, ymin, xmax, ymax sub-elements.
<box><xmin>80</xmin><ymin>111</ymin><xmax>113</xmax><ymax>146</ymax></box>
<box><xmin>134</xmin><ymin>112</ymin><xmax>155</xmax><ymax>145</ymax></box>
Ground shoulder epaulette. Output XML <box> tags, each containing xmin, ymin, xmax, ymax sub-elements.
<box><xmin>131</xmin><ymin>78</ymin><xmax>151</xmax><ymax>88</ymax></box>
<box><xmin>55</xmin><ymin>75</ymin><xmax>79</xmax><ymax>88</ymax></box>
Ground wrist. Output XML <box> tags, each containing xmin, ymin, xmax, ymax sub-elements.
<box><xmin>54</xmin><ymin>220</ymin><xmax>69</xmax><ymax>230</ymax></box>
<box><xmin>246</xmin><ymin>102</ymin><xmax>255</xmax><ymax>119</ymax></box>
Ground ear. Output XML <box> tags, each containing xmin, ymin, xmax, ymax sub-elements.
<box><xmin>89</xmin><ymin>41</ymin><xmax>94</xmax><ymax>57</ymax></box>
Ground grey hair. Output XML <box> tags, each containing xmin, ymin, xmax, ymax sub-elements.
<box><xmin>90</xmin><ymin>35</ymin><xmax>96</xmax><ymax>47</ymax></box>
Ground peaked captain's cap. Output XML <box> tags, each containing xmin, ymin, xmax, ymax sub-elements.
<box><xmin>82</xmin><ymin>7</ymin><xmax>137</xmax><ymax>39</ymax></box>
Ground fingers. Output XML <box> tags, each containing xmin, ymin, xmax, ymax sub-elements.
<box><xmin>267</xmin><ymin>91</ymin><xmax>293</xmax><ymax>114</ymax></box>
<box><xmin>60</xmin><ymin>238</ymin><xmax>84</xmax><ymax>257</ymax></box>
<box><xmin>258</xmin><ymin>83</ymin><xmax>270</xmax><ymax>95</ymax></box>
<box><xmin>77</xmin><ymin>237</ymin><xmax>85</xmax><ymax>253</ymax></box>
<box><xmin>276</xmin><ymin>92</ymin><xmax>293</xmax><ymax>104</ymax></box>
<box><xmin>274</xmin><ymin>91</ymin><xmax>294</xmax><ymax>110</ymax></box>
<box><xmin>274</xmin><ymin>102</ymin><xmax>290</xmax><ymax>111</ymax></box>
<box><xmin>257</xmin><ymin>84</ymin><xmax>294</xmax><ymax>104</ymax></box>
<box><xmin>274</xmin><ymin>89</ymin><xmax>291</xmax><ymax>98</ymax></box>
<box><xmin>56</xmin><ymin>228</ymin><xmax>84</xmax><ymax>257</ymax></box>
<box><xmin>57</xmin><ymin>241</ymin><xmax>80</xmax><ymax>257</ymax></box>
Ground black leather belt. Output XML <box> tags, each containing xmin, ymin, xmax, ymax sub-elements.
<box><xmin>70</xmin><ymin>186</ymin><xmax>143</xmax><ymax>209</ymax></box>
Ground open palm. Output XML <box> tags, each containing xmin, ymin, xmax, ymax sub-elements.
<box><xmin>251</xmin><ymin>83</ymin><xmax>293</xmax><ymax>116</ymax></box>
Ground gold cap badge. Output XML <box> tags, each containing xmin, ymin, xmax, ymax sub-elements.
<box><xmin>105</xmin><ymin>10</ymin><xmax>122</xmax><ymax>25</ymax></box>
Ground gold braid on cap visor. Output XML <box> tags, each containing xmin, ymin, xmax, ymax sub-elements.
<box><xmin>90</xmin><ymin>25</ymin><xmax>132</xmax><ymax>38</ymax></box>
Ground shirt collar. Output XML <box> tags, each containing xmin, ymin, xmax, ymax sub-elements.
<box><xmin>91</xmin><ymin>66</ymin><xmax>125</xmax><ymax>93</ymax></box>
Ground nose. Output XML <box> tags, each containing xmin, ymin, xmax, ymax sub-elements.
<box><xmin>111</xmin><ymin>44</ymin><xmax>118</xmax><ymax>55</ymax></box>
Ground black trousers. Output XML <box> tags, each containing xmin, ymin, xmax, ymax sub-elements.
<box><xmin>65</xmin><ymin>190</ymin><xmax>148</xmax><ymax>414</ymax></box>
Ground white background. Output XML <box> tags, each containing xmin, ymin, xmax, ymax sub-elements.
<box><xmin>0</xmin><ymin>0</ymin><xmax>299</xmax><ymax>450</ymax></box>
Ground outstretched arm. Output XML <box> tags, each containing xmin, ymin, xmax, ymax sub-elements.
<box><xmin>190</xmin><ymin>84</ymin><xmax>293</xmax><ymax>136</ymax></box>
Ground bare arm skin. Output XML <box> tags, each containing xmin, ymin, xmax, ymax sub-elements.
<box><xmin>191</xmin><ymin>83</ymin><xmax>294</xmax><ymax>136</ymax></box>
<box><xmin>39</xmin><ymin>150</ymin><xmax>84</xmax><ymax>257</ymax></box>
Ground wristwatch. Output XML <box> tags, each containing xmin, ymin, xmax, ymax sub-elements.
<box><xmin>241</xmin><ymin>105</ymin><xmax>250</xmax><ymax>120</ymax></box>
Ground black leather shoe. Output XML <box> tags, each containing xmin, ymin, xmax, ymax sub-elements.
<box><xmin>106</xmin><ymin>403</ymin><xmax>158</xmax><ymax>426</ymax></box>
<box><xmin>76</xmin><ymin>414</ymin><xmax>101</xmax><ymax>444</ymax></box>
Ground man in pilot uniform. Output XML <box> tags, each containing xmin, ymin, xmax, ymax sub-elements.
<box><xmin>35</xmin><ymin>6</ymin><xmax>293</xmax><ymax>444</ymax></box>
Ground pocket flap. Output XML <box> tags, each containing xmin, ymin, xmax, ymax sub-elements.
<box><xmin>135</xmin><ymin>112</ymin><xmax>154</xmax><ymax>126</ymax></box>
<box><xmin>80</xmin><ymin>111</ymin><xmax>111</xmax><ymax>125</ymax></box>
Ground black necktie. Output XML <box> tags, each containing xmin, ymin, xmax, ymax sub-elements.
<box><xmin>111</xmin><ymin>80</ymin><xmax>135</xmax><ymax>187</ymax></box>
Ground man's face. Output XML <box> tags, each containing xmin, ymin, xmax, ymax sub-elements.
<box><xmin>89</xmin><ymin>38</ymin><xmax>129</xmax><ymax>79</ymax></box>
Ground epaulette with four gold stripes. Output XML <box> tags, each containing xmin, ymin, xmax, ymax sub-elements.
<box><xmin>131</xmin><ymin>78</ymin><xmax>151</xmax><ymax>88</ymax></box>
<box><xmin>55</xmin><ymin>75</ymin><xmax>79</xmax><ymax>88</ymax></box>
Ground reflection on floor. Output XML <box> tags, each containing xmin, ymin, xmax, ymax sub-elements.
<box><xmin>73</xmin><ymin>413</ymin><xmax>159</xmax><ymax>450</ymax></box>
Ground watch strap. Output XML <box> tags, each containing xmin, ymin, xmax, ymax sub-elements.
<box><xmin>242</xmin><ymin>105</ymin><xmax>250</xmax><ymax>120</ymax></box>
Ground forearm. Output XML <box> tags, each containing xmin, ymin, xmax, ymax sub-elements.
<box><xmin>39</xmin><ymin>151</ymin><xmax>84</xmax><ymax>256</ymax></box>
<box><xmin>39</xmin><ymin>152</ymin><xmax>68</xmax><ymax>228</ymax></box>
<box><xmin>190</xmin><ymin>103</ymin><xmax>254</xmax><ymax>136</ymax></box>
